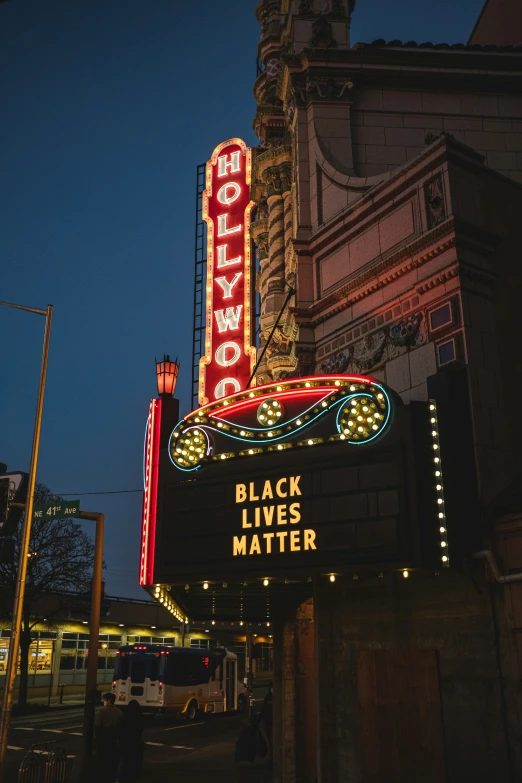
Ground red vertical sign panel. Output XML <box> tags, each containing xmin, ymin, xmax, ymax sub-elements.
<box><xmin>199</xmin><ymin>139</ymin><xmax>255</xmax><ymax>405</ymax></box>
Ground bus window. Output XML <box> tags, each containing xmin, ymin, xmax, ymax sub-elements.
<box><xmin>130</xmin><ymin>660</ymin><xmax>146</xmax><ymax>684</ymax></box>
<box><xmin>149</xmin><ymin>657</ymin><xmax>158</xmax><ymax>682</ymax></box>
<box><xmin>113</xmin><ymin>655</ymin><xmax>129</xmax><ymax>681</ymax></box>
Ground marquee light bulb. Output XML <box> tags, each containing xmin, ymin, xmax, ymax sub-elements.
<box><xmin>263</xmin><ymin>578</ymin><xmax>269</xmax><ymax>586</ymax></box>
<box><xmin>402</xmin><ymin>570</ymin><xmax>409</xmax><ymax>578</ymax></box>
<box><xmin>329</xmin><ymin>574</ymin><xmax>336</xmax><ymax>582</ymax></box>
<box><xmin>203</xmin><ymin>582</ymin><xmax>209</xmax><ymax>590</ymax></box>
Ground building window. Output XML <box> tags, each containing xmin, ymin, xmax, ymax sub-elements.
<box><xmin>438</xmin><ymin>338</ymin><xmax>456</xmax><ymax>366</ymax></box>
<box><xmin>429</xmin><ymin>302</ymin><xmax>453</xmax><ymax>332</ymax></box>
<box><xmin>190</xmin><ymin>638</ymin><xmax>218</xmax><ymax>649</ymax></box>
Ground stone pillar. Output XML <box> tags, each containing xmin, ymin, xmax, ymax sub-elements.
<box><xmin>295</xmin><ymin>599</ymin><xmax>317</xmax><ymax>783</ymax></box>
<box><xmin>255</xmin><ymin>160</ymin><xmax>298</xmax><ymax>382</ymax></box>
<box><xmin>272</xmin><ymin>616</ymin><xmax>297</xmax><ymax>783</ymax></box>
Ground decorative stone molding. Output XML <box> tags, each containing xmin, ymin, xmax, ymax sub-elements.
<box><xmin>318</xmin><ymin>312</ymin><xmax>428</xmax><ymax>376</ymax></box>
<box><xmin>299</xmin><ymin>0</ymin><xmax>347</xmax><ymax>17</ymax></box>
<box><xmin>424</xmin><ymin>174</ymin><xmax>446</xmax><ymax>229</ymax></box>
<box><xmin>415</xmin><ymin>265</ymin><xmax>459</xmax><ymax>295</ymax></box>
<box><xmin>309</xmin><ymin>16</ymin><xmax>337</xmax><ymax>48</ymax></box>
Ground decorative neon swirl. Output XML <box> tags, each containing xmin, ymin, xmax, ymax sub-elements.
<box><xmin>169</xmin><ymin>375</ymin><xmax>392</xmax><ymax>472</ymax></box>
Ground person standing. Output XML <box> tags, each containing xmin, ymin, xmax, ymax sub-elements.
<box><xmin>95</xmin><ymin>692</ymin><xmax>122</xmax><ymax>783</ymax></box>
<box><xmin>117</xmin><ymin>699</ymin><xmax>144</xmax><ymax>781</ymax></box>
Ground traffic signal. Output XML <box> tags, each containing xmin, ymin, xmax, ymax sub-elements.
<box><xmin>0</xmin><ymin>471</ymin><xmax>28</xmax><ymax>538</ymax></box>
<box><xmin>0</xmin><ymin>478</ymin><xmax>8</xmax><ymax>528</ymax></box>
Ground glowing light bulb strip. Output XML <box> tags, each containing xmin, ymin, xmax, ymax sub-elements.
<box><xmin>429</xmin><ymin>399</ymin><xmax>449</xmax><ymax>567</ymax></box>
<box><xmin>152</xmin><ymin>584</ymin><xmax>188</xmax><ymax>624</ymax></box>
<box><xmin>140</xmin><ymin>398</ymin><xmax>162</xmax><ymax>586</ymax></box>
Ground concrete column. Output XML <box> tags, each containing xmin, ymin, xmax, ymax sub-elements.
<box><xmin>51</xmin><ymin>629</ymin><xmax>63</xmax><ymax>697</ymax></box>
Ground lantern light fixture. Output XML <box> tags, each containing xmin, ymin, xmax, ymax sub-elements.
<box><xmin>156</xmin><ymin>354</ymin><xmax>179</xmax><ymax>397</ymax></box>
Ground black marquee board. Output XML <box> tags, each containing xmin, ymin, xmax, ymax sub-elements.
<box><xmin>152</xmin><ymin>406</ymin><xmax>433</xmax><ymax>585</ymax></box>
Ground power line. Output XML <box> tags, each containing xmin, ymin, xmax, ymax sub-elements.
<box><xmin>55</xmin><ymin>489</ymin><xmax>143</xmax><ymax>496</ymax></box>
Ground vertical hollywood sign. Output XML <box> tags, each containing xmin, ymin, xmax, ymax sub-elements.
<box><xmin>199</xmin><ymin>139</ymin><xmax>256</xmax><ymax>405</ymax></box>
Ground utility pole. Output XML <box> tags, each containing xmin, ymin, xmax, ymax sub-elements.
<box><xmin>0</xmin><ymin>302</ymin><xmax>52</xmax><ymax>779</ymax></box>
<box><xmin>78</xmin><ymin>511</ymin><xmax>104</xmax><ymax>765</ymax></box>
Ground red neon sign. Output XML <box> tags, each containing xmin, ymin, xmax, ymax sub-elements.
<box><xmin>139</xmin><ymin>398</ymin><xmax>162</xmax><ymax>586</ymax></box>
<box><xmin>199</xmin><ymin>139</ymin><xmax>256</xmax><ymax>406</ymax></box>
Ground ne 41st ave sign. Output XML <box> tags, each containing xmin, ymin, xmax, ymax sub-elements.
<box><xmin>33</xmin><ymin>501</ymin><xmax>80</xmax><ymax>520</ymax></box>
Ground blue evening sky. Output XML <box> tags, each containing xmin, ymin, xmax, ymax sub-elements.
<box><xmin>0</xmin><ymin>0</ymin><xmax>484</xmax><ymax>599</ymax></box>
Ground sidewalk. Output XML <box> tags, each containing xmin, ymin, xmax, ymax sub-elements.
<box><xmin>144</xmin><ymin>736</ymin><xmax>273</xmax><ymax>783</ymax></box>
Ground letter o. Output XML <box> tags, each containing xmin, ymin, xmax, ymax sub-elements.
<box><xmin>217</xmin><ymin>182</ymin><xmax>241</xmax><ymax>205</ymax></box>
<box><xmin>214</xmin><ymin>377</ymin><xmax>241</xmax><ymax>400</ymax></box>
<box><xmin>215</xmin><ymin>341</ymin><xmax>241</xmax><ymax>367</ymax></box>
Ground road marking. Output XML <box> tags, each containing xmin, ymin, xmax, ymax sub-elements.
<box><xmin>162</xmin><ymin>722</ymin><xmax>204</xmax><ymax>731</ymax></box>
<box><xmin>144</xmin><ymin>741</ymin><xmax>194</xmax><ymax>750</ymax></box>
<box><xmin>7</xmin><ymin>746</ymin><xmax>24</xmax><ymax>751</ymax></box>
<box><xmin>69</xmin><ymin>732</ymin><xmax>83</xmax><ymax>736</ymax></box>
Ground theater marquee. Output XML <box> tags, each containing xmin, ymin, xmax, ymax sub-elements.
<box><xmin>138</xmin><ymin>139</ymin><xmax>451</xmax><ymax>620</ymax></box>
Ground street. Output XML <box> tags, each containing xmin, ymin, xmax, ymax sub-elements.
<box><xmin>3</xmin><ymin>702</ymin><xmax>272</xmax><ymax>782</ymax></box>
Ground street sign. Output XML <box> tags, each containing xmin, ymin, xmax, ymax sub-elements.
<box><xmin>33</xmin><ymin>500</ymin><xmax>80</xmax><ymax>520</ymax></box>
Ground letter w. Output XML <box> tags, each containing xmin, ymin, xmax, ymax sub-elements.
<box><xmin>214</xmin><ymin>306</ymin><xmax>242</xmax><ymax>332</ymax></box>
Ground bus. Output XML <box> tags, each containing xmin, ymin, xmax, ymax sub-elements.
<box><xmin>112</xmin><ymin>644</ymin><xmax>246</xmax><ymax>718</ymax></box>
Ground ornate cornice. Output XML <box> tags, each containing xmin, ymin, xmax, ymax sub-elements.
<box><xmin>415</xmin><ymin>265</ymin><xmax>459</xmax><ymax>295</ymax></box>
<box><xmin>293</xmin><ymin>221</ymin><xmax>458</xmax><ymax>328</ymax></box>
<box><xmin>254</xmin><ymin>144</ymin><xmax>293</xmax><ymax>184</ymax></box>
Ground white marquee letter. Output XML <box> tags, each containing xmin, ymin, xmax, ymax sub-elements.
<box><xmin>214</xmin><ymin>306</ymin><xmax>243</xmax><ymax>332</ymax></box>
<box><xmin>218</xmin><ymin>151</ymin><xmax>241</xmax><ymax>178</ymax></box>
<box><xmin>217</xmin><ymin>214</ymin><xmax>241</xmax><ymax>237</ymax></box>
<box><xmin>215</xmin><ymin>272</ymin><xmax>242</xmax><ymax>298</ymax></box>
<box><xmin>215</xmin><ymin>341</ymin><xmax>241</xmax><ymax>367</ymax></box>
<box><xmin>215</xmin><ymin>377</ymin><xmax>241</xmax><ymax>399</ymax></box>
<box><xmin>217</xmin><ymin>182</ymin><xmax>241</xmax><ymax>205</ymax></box>
<box><xmin>216</xmin><ymin>245</ymin><xmax>242</xmax><ymax>269</ymax></box>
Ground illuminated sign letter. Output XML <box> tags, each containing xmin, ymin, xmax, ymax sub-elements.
<box><xmin>215</xmin><ymin>341</ymin><xmax>241</xmax><ymax>367</ymax></box>
<box><xmin>233</xmin><ymin>535</ymin><xmax>247</xmax><ymax>556</ymax></box>
<box><xmin>216</xmin><ymin>245</ymin><xmax>242</xmax><ymax>269</ymax></box>
<box><xmin>217</xmin><ymin>183</ymin><xmax>241</xmax><ymax>205</ymax></box>
<box><xmin>214</xmin><ymin>306</ymin><xmax>242</xmax><ymax>333</ymax></box>
<box><xmin>217</xmin><ymin>214</ymin><xmax>241</xmax><ymax>237</ymax></box>
<box><xmin>215</xmin><ymin>273</ymin><xmax>242</xmax><ymax>298</ymax></box>
<box><xmin>218</xmin><ymin>150</ymin><xmax>241</xmax><ymax>177</ymax></box>
<box><xmin>214</xmin><ymin>378</ymin><xmax>241</xmax><ymax>399</ymax></box>
<box><xmin>200</xmin><ymin>139</ymin><xmax>255</xmax><ymax>405</ymax></box>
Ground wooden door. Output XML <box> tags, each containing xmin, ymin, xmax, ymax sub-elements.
<box><xmin>357</xmin><ymin>649</ymin><xmax>446</xmax><ymax>783</ymax></box>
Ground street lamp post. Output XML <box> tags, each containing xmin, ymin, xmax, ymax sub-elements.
<box><xmin>0</xmin><ymin>301</ymin><xmax>53</xmax><ymax>778</ymax></box>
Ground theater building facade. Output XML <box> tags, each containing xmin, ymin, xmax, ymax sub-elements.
<box><xmin>141</xmin><ymin>1</ymin><xmax>522</xmax><ymax>781</ymax></box>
